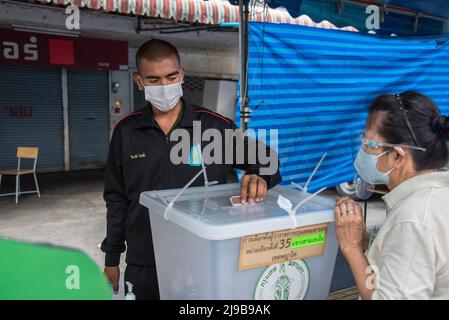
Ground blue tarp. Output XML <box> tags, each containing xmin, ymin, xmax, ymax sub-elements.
<box><xmin>237</xmin><ymin>22</ymin><xmax>449</xmax><ymax>191</ymax></box>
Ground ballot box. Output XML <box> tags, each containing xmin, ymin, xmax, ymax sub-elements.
<box><xmin>140</xmin><ymin>183</ymin><xmax>339</xmax><ymax>300</ymax></box>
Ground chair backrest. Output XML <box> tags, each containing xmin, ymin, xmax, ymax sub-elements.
<box><xmin>16</xmin><ymin>147</ymin><xmax>39</xmax><ymax>172</ymax></box>
<box><xmin>17</xmin><ymin>147</ymin><xmax>38</xmax><ymax>159</ymax></box>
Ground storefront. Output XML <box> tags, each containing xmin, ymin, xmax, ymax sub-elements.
<box><xmin>0</xmin><ymin>28</ymin><xmax>128</xmax><ymax>172</ymax></box>
<box><xmin>0</xmin><ymin>0</ymin><xmax>357</xmax><ymax>173</ymax></box>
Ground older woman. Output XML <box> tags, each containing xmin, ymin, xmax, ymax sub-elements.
<box><xmin>335</xmin><ymin>91</ymin><xmax>449</xmax><ymax>300</ymax></box>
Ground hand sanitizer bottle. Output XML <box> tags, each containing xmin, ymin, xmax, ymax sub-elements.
<box><xmin>125</xmin><ymin>281</ymin><xmax>136</xmax><ymax>300</ymax></box>
<box><xmin>179</xmin><ymin>275</ymin><xmax>198</xmax><ymax>299</ymax></box>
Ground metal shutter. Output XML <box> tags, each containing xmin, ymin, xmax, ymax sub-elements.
<box><xmin>67</xmin><ymin>69</ymin><xmax>109</xmax><ymax>170</ymax></box>
<box><xmin>0</xmin><ymin>66</ymin><xmax>64</xmax><ymax>173</ymax></box>
<box><xmin>183</xmin><ymin>76</ymin><xmax>205</xmax><ymax>106</ymax></box>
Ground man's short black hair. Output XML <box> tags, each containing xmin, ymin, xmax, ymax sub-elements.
<box><xmin>135</xmin><ymin>39</ymin><xmax>181</xmax><ymax>70</ymax></box>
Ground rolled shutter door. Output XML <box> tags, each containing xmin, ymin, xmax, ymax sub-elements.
<box><xmin>67</xmin><ymin>69</ymin><xmax>109</xmax><ymax>170</ymax></box>
<box><xmin>0</xmin><ymin>65</ymin><xmax>64</xmax><ymax>172</ymax></box>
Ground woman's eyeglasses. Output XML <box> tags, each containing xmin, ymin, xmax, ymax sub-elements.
<box><xmin>361</xmin><ymin>136</ymin><xmax>427</xmax><ymax>152</ymax></box>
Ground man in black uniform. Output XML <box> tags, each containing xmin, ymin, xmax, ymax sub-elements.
<box><xmin>101</xmin><ymin>39</ymin><xmax>281</xmax><ymax>300</ymax></box>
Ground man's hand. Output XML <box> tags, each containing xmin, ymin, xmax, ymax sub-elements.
<box><xmin>104</xmin><ymin>266</ymin><xmax>120</xmax><ymax>294</ymax></box>
<box><xmin>240</xmin><ymin>174</ymin><xmax>268</xmax><ymax>204</ymax></box>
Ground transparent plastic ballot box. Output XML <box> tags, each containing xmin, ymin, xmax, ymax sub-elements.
<box><xmin>140</xmin><ymin>183</ymin><xmax>338</xmax><ymax>300</ymax></box>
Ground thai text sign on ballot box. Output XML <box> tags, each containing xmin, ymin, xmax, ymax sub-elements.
<box><xmin>239</xmin><ymin>223</ymin><xmax>329</xmax><ymax>271</ymax></box>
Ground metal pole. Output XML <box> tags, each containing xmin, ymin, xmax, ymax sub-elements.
<box><xmin>239</xmin><ymin>0</ymin><xmax>250</xmax><ymax>130</ymax></box>
<box><xmin>62</xmin><ymin>68</ymin><xmax>70</xmax><ymax>172</ymax></box>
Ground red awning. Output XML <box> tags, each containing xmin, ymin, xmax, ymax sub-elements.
<box><xmin>37</xmin><ymin>0</ymin><xmax>358</xmax><ymax>31</ymax></box>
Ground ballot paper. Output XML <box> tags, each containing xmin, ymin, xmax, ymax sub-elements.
<box><xmin>230</xmin><ymin>195</ymin><xmax>258</xmax><ymax>206</ymax></box>
<box><xmin>230</xmin><ymin>196</ymin><xmax>242</xmax><ymax>206</ymax></box>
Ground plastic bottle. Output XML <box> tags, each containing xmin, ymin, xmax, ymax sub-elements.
<box><xmin>125</xmin><ymin>281</ymin><xmax>136</xmax><ymax>300</ymax></box>
<box><xmin>179</xmin><ymin>275</ymin><xmax>198</xmax><ymax>299</ymax></box>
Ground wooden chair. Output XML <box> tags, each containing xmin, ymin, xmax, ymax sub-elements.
<box><xmin>0</xmin><ymin>147</ymin><xmax>41</xmax><ymax>204</ymax></box>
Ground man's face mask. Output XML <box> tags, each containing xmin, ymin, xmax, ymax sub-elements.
<box><xmin>139</xmin><ymin>77</ymin><xmax>183</xmax><ymax>112</ymax></box>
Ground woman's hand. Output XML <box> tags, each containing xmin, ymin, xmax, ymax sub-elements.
<box><xmin>334</xmin><ymin>197</ymin><xmax>366</xmax><ymax>256</ymax></box>
<box><xmin>334</xmin><ymin>197</ymin><xmax>374</xmax><ymax>300</ymax></box>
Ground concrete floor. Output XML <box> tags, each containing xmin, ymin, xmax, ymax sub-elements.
<box><xmin>0</xmin><ymin>170</ymin><xmax>127</xmax><ymax>299</ymax></box>
<box><xmin>0</xmin><ymin>170</ymin><xmax>110</xmax><ymax>267</ymax></box>
<box><xmin>0</xmin><ymin>170</ymin><xmax>387</xmax><ymax>299</ymax></box>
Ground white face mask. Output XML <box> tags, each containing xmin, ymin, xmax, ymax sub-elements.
<box><xmin>354</xmin><ymin>148</ymin><xmax>395</xmax><ymax>185</ymax></box>
<box><xmin>139</xmin><ymin>78</ymin><xmax>183</xmax><ymax>112</ymax></box>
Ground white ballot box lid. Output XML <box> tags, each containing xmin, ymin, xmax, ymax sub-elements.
<box><xmin>140</xmin><ymin>183</ymin><xmax>335</xmax><ymax>240</ymax></box>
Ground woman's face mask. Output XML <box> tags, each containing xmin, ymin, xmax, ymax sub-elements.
<box><xmin>354</xmin><ymin>133</ymin><xmax>428</xmax><ymax>185</ymax></box>
<box><xmin>354</xmin><ymin>147</ymin><xmax>395</xmax><ymax>185</ymax></box>
<box><xmin>139</xmin><ymin>77</ymin><xmax>183</xmax><ymax>112</ymax></box>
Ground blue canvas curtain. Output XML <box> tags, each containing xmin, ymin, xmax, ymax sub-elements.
<box><xmin>237</xmin><ymin>22</ymin><xmax>449</xmax><ymax>191</ymax></box>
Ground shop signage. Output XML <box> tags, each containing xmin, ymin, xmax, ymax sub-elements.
<box><xmin>0</xmin><ymin>28</ymin><xmax>128</xmax><ymax>70</ymax></box>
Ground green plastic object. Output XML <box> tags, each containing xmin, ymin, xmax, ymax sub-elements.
<box><xmin>0</xmin><ymin>238</ymin><xmax>112</xmax><ymax>300</ymax></box>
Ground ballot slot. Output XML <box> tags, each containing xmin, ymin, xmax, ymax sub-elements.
<box><xmin>142</xmin><ymin>184</ymin><xmax>337</xmax><ymax>242</ymax></box>
<box><xmin>149</xmin><ymin>151</ymin><xmax>332</xmax><ymax>228</ymax></box>
<box><xmin>152</xmin><ymin>184</ymin><xmax>332</xmax><ymax>219</ymax></box>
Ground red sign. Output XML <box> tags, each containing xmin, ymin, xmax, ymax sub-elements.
<box><xmin>5</xmin><ymin>107</ymin><xmax>33</xmax><ymax>118</ymax></box>
<box><xmin>0</xmin><ymin>28</ymin><xmax>128</xmax><ymax>70</ymax></box>
<box><xmin>49</xmin><ymin>39</ymin><xmax>75</xmax><ymax>65</ymax></box>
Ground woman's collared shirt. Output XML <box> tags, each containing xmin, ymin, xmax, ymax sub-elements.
<box><xmin>366</xmin><ymin>170</ymin><xmax>449</xmax><ymax>299</ymax></box>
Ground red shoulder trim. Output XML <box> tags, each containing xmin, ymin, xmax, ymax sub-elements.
<box><xmin>194</xmin><ymin>110</ymin><xmax>230</xmax><ymax>124</ymax></box>
<box><xmin>113</xmin><ymin>111</ymin><xmax>143</xmax><ymax>130</ymax></box>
